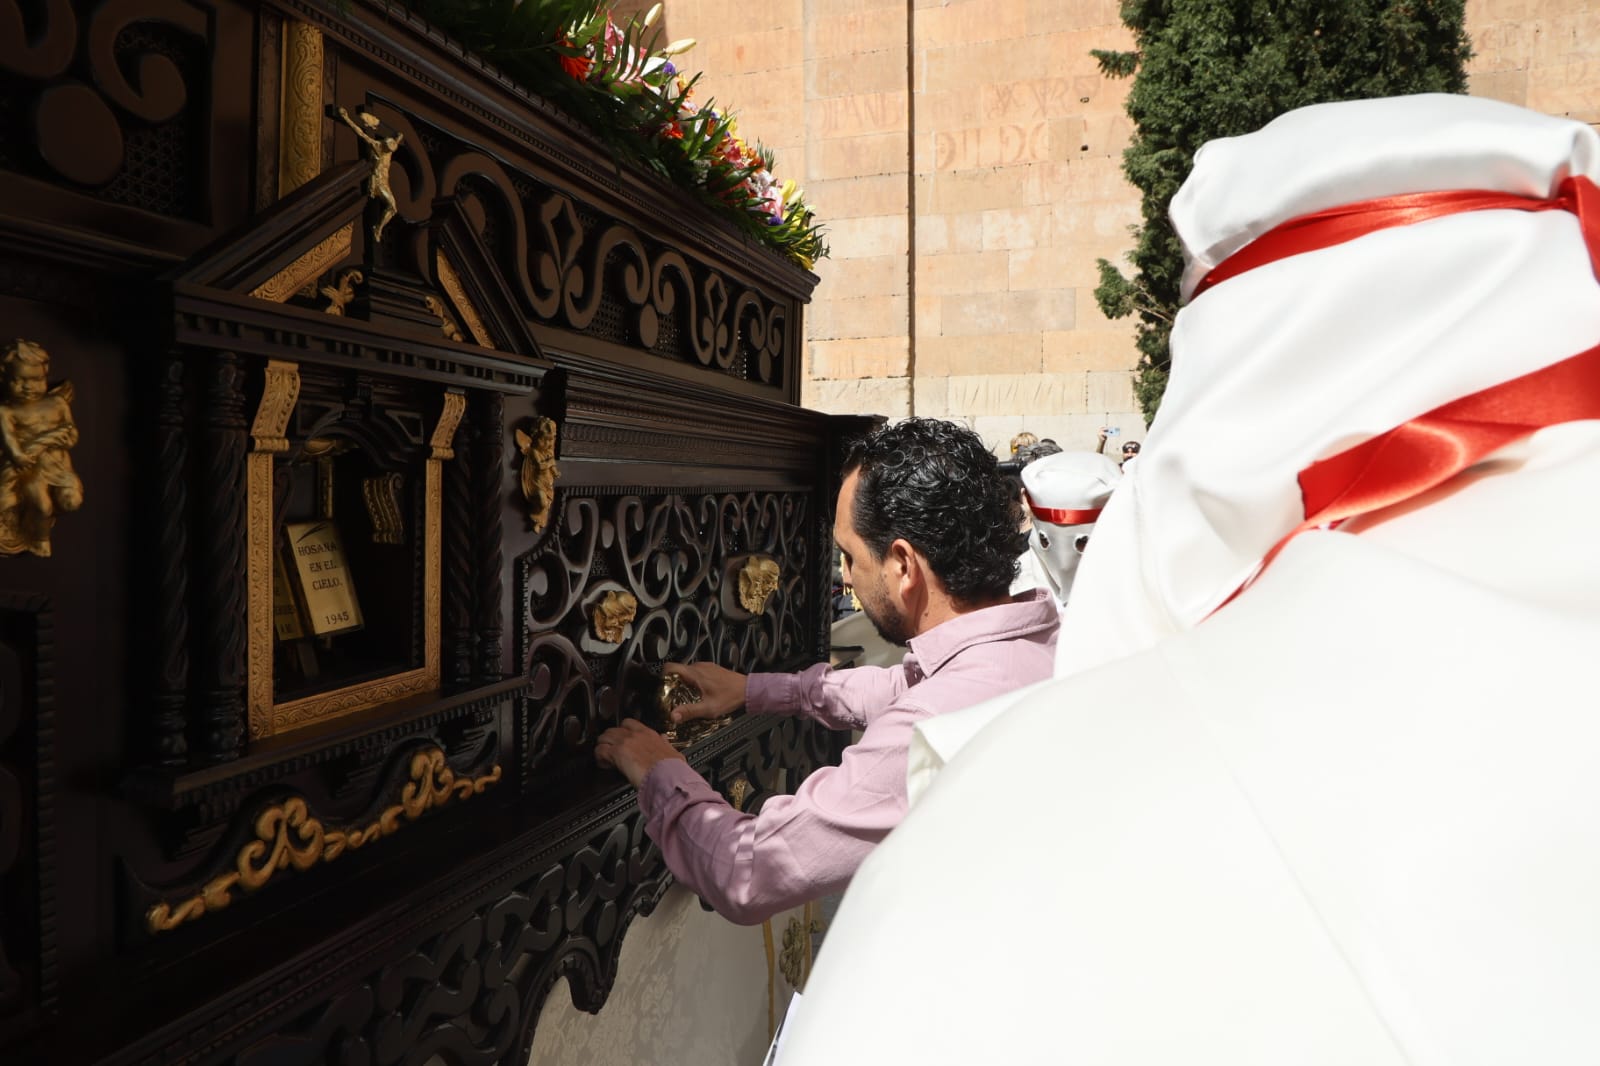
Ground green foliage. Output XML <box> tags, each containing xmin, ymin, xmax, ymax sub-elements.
<box><xmin>402</xmin><ymin>0</ymin><xmax>826</xmax><ymax>268</ymax></box>
<box><xmin>1095</xmin><ymin>0</ymin><xmax>1472</xmax><ymax>423</ymax></box>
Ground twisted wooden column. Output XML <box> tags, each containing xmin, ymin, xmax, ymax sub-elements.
<box><xmin>474</xmin><ymin>393</ymin><xmax>504</xmax><ymax>681</ymax></box>
<box><xmin>443</xmin><ymin>414</ymin><xmax>476</xmax><ymax>687</ymax></box>
<box><xmin>194</xmin><ymin>352</ymin><xmax>249</xmax><ymax>759</ymax></box>
<box><xmin>151</xmin><ymin>354</ymin><xmax>190</xmax><ymax>764</ymax></box>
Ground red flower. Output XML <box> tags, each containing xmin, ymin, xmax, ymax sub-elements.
<box><xmin>662</xmin><ymin>122</ymin><xmax>684</xmax><ymax>140</ymax></box>
<box><xmin>558</xmin><ymin>37</ymin><xmax>591</xmax><ymax>80</ymax></box>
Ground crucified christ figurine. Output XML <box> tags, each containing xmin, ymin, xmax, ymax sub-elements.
<box><xmin>336</xmin><ymin>106</ymin><xmax>403</xmax><ymax>242</ymax></box>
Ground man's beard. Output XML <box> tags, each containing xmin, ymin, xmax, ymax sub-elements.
<box><xmin>860</xmin><ymin>585</ymin><xmax>913</xmax><ymax>647</ymax></box>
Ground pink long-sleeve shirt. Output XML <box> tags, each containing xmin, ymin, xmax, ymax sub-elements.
<box><xmin>638</xmin><ymin>589</ymin><xmax>1060</xmax><ymax>924</ymax></box>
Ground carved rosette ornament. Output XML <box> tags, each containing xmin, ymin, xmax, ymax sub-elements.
<box><xmin>0</xmin><ymin>340</ymin><xmax>83</xmax><ymax>557</ymax></box>
<box><xmin>515</xmin><ymin>416</ymin><xmax>560</xmax><ymax>532</ymax></box>
<box><xmin>590</xmin><ymin>589</ymin><xmax>636</xmax><ymax>644</ymax></box>
<box><xmin>738</xmin><ymin>556</ymin><xmax>781</xmax><ymax>614</ymax></box>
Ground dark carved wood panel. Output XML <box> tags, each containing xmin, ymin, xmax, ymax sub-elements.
<box><xmin>0</xmin><ymin>595</ymin><xmax>56</xmax><ymax>1043</ymax></box>
<box><xmin>0</xmin><ymin>1</ymin><xmax>852</xmax><ymax>1062</ymax></box>
<box><xmin>518</xmin><ymin>489</ymin><xmax>814</xmax><ymax>790</ymax></box>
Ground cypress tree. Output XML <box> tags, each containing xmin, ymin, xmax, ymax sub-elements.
<box><xmin>1093</xmin><ymin>0</ymin><xmax>1472</xmax><ymax>422</ymax></box>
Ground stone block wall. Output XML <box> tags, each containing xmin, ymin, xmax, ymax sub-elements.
<box><xmin>660</xmin><ymin>0</ymin><xmax>1600</xmax><ymax>456</ymax></box>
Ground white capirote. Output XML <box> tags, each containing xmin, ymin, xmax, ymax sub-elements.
<box><xmin>778</xmin><ymin>93</ymin><xmax>1600</xmax><ymax>1065</ymax></box>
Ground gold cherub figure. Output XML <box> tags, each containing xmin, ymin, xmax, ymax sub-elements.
<box><xmin>336</xmin><ymin>107</ymin><xmax>403</xmax><ymax>243</ymax></box>
<box><xmin>0</xmin><ymin>340</ymin><xmax>83</xmax><ymax>557</ymax></box>
<box><xmin>515</xmin><ymin>416</ymin><xmax>560</xmax><ymax>533</ymax></box>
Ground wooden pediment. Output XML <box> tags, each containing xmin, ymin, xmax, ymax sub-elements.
<box><xmin>165</xmin><ymin>160</ymin><xmax>369</xmax><ymax>302</ymax></box>
<box><xmin>160</xmin><ymin>157</ymin><xmax>550</xmax><ymax>371</ymax></box>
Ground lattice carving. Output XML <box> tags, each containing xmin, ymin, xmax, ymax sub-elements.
<box><xmin>517</xmin><ymin>490</ymin><xmax>812</xmax><ymax>780</ymax></box>
<box><xmin>0</xmin><ymin>0</ymin><xmax>211</xmax><ymax>218</ymax></box>
<box><xmin>370</xmin><ymin>117</ymin><xmax>791</xmax><ymax>387</ymax></box>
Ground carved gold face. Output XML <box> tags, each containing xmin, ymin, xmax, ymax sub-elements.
<box><xmin>591</xmin><ymin>589</ymin><xmax>637</xmax><ymax>644</ymax></box>
<box><xmin>738</xmin><ymin>556</ymin><xmax>780</xmax><ymax>614</ymax></box>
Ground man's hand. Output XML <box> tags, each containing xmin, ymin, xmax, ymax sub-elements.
<box><xmin>662</xmin><ymin>661</ymin><xmax>748</xmax><ymax>725</ymax></box>
<box><xmin>595</xmin><ymin>719</ymin><xmax>685</xmax><ymax>789</ymax></box>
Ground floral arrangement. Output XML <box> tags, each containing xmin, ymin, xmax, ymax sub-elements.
<box><xmin>408</xmin><ymin>0</ymin><xmax>825</xmax><ymax>269</ymax></box>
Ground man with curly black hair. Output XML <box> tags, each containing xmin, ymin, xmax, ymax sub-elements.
<box><xmin>594</xmin><ymin>418</ymin><xmax>1059</xmax><ymax>924</ymax></box>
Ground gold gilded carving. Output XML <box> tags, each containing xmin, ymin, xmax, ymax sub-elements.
<box><xmin>278</xmin><ymin>22</ymin><xmax>324</xmax><ymax>195</ymax></box>
<box><xmin>591</xmin><ymin>590</ymin><xmax>636</xmax><ymax>644</ymax></box>
<box><xmin>247</xmin><ymin>448</ymin><xmax>275</xmax><ymax>734</ymax></box>
<box><xmin>283</xmin><ymin>520</ymin><xmax>363</xmax><ymax>635</ymax></box>
<box><xmin>146</xmin><ymin>748</ymin><xmax>502</xmax><ymax>934</ymax></box>
<box><xmin>726</xmin><ymin>774</ymin><xmax>753</xmax><ymax>812</ymax></box>
<box><xmin>659</xmin><ymin>671</ymin><xmax>729</xmax><ymax>750</ymax></box>
<box><xmin>250</xmin><ymin>360</ymin><xmax>299</xmax><ymax>452</ymax></box>
<box><xmin>423</xmin><ymin>295</ymin><xmax>464</xmax><ymax>343</ymax></box>
<box><xmin>435</xmin><ymin>253</ymin><xmax>495</xmax><ymax>347</ymax></box>
<box><xmin>335</xmin><ymin>106</ymin><xmax>403</xmax><ymax>243</ymax></box>
<box><xmin>430</xmin><ymin>392</ymin><xmax>467</xmax><ymax>461</ymax></box>
<box><xmin>271</xmin><ymin>669</ymin><xmax>433</xmax><ymax>733</ymax></box>
<box><xmin>658</xmin><ymin>672</ymin><xmax>699</xmax><ymax>718</ymax></box>
<box><xmin>320</xmin><ymin>269</ymin><xmax>363</xmax><ymax>315</ymax></box>
<box><xmin>738</xmin><ymin>556</ymin><xmax>780</xmax><ymax>614</ymax></box>
<box><xmin>778</xmin><ymin>907</ymin><xmax>823</xmax><ymax>990</ymax></box>
<box><xmin>248</xmin><ymin>395</ymin><xmax>448</xmax><ymax>740</ymax></box>
<box><xmin>250</xmin><ymin>223</ymin><xmax>353</xmax><ymax>303</ymax></box>
<box><xmin>262</xmin><ymin>460</ymin><xmax>441</xmax><ymax>736</ymax></box>
<box><xmin>271</xmin><ymin>552</ymin><xmax>306</xmax><ymax>641</ymax></box>
<box><xmin>514</xmin><ymin>417</ymin><xmax>559</xmax><ymax>533</ymax></box>
<box><xmin>424</xmin><ymin>457</ymin><xmax>442</xmax><ymax>682</ymax></box>
<box><xmin>0</xmin><ymin>340</ymin><xmax>83</xmax><ymax>557</ymax></box>
<box><xmin>361</xmin><ymin>472</ymin><xmax>405</xmax><ymax>545</ymax></box>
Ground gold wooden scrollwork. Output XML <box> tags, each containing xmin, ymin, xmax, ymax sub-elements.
<box><xmin>278</xmin><ymin>21</ymin><xmax>324</xmax><ymax>196</ymax></box>
<box><xmin>246</xmin><ymin>361</ymin><xmax>300</xmax><ymax>727</ymax></box>
<box><xmin>320</xmin><ymin>268</ymin><xmax>363</xmax><ymax>315</ymax></box>
<box><xmin>738</xmin><ymin>556</ymin><xmax>780</xmax><ymax>614</ymax></box>
<box><xmin>423</xmin><ymin>295</ymin><xmax>464</xmax><ymax>343</ymax></box>
<box><xmin>515</xmin><ymin>416</ymin><xmax>559</xmax><ymax>533</ymax></box>
<box><xmin>0</xmin><ymin>339</ymin><xmax>83</xmax><ymax>557</ymax></box>
<box><xmin>430</xmin><ymin>392</ymin><xmax>468</xmax><ymax>461</ymax></box>
<box><xmin>778</xmin><ymin>907</ymin><xmax>823</xmax><ymax>990</ymax></box>
<box><xmin>362</xmin><ymin>472</ymin><xmax>405</xmax><ymax>544</ymax></box>
<box><xmin>146</xmin><ymin>748</ymin><xmax>502</xmax><ymax>934</ymax></box>
<box><xmin>435</xmin><ymin>253</ymin><xmax>495</xmax><ymax>347</ymax></box>
<box><xmin>726</xmin><ymin>774</ymin><xmax>753</xmax><ymax>812</ymax></box>
<box><xmin>249</xmin><ymin>224</ymin><xmax>353</xmax><ymax>303</ymax></box>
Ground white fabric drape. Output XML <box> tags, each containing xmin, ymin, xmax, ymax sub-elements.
<box><xmin>779</xmin><ymin>94</ymin><xmax>1600</xmax><ymax>1066</ymax></box>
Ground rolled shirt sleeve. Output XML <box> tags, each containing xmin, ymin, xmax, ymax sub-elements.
<box><xmin>746</xmin><ymin>661</ymin><xmax>912</xmax><ymax>732</ymax></box>
<box><xmin>638</xmin><ymin>703</ymin><xmax>926</xmax><ymax>925</ymax></box>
